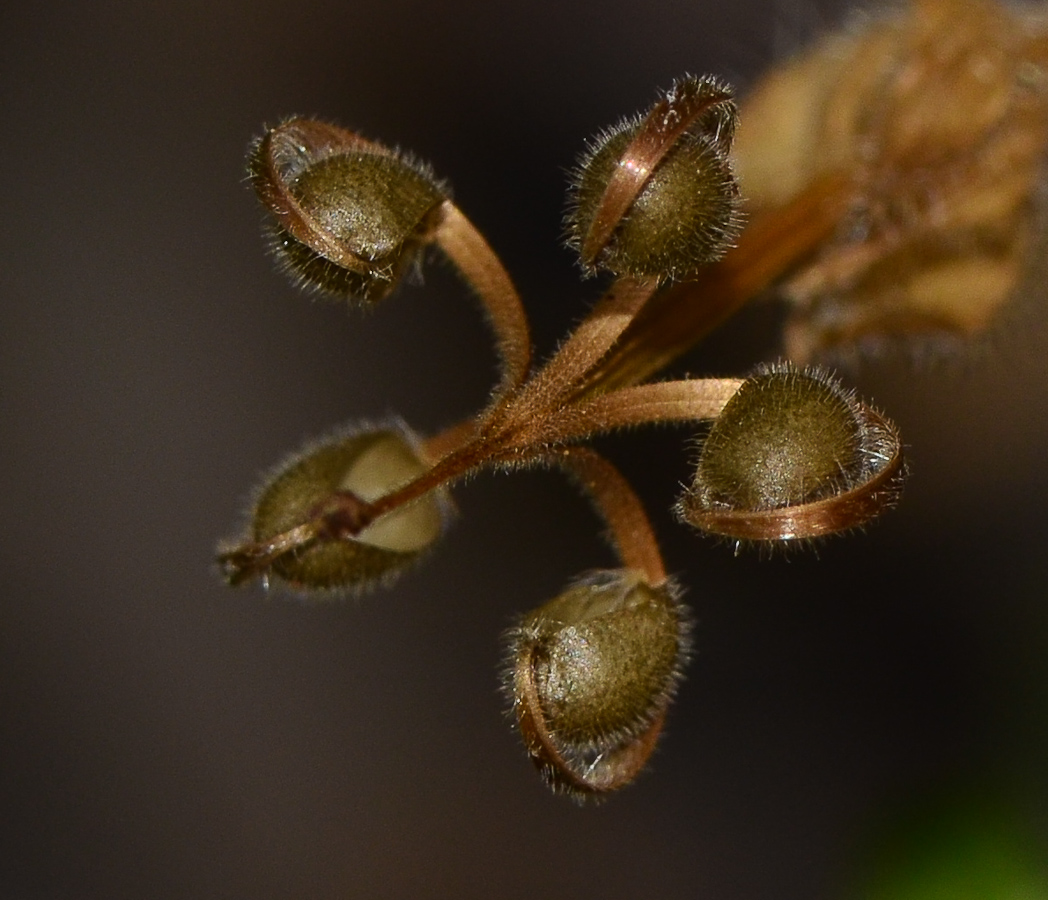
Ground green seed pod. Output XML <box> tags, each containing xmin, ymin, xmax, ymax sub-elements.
<box><xmin>248</xmin><ymin>117</ymin><xmax>449</xmax><ymax>303</ymax></box>
<box><xmin>505</xmin><ymin>569</ymin><xmax>690</xmax><ymax>798</ymax></box>
<box><xmin>231</xmin><ymin>424</ymin><xmax>450</xmax><ymax>593</ymax></box>
<box><xmin>567</xmin><ymin>75</ymin><xmax>743</xmax><ymax>279</ymax></box>
<box><xmin>694</xmin><ymin>364</ymin><xmax>865</xmax><ymax>510</ymax></box>
<box><xmin>677</xmin><ymin>363</ymin><xmax>905</xmax><ymax>543</ymax></box>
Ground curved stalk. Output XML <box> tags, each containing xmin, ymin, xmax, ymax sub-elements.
<box><xmin>551</xmin><ymin>446</ymin><xmax>666</xmax><ymax>586</ymax></box>
<box><xmin>433</xmin><ymin>201</ymin><xmax>532</xmax><ymax>400</ymax></box>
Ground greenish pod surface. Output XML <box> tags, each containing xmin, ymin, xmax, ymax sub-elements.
<box><xmin>252</xmin><ymin>427</ymin><xmax>448</xmax><ymax>592</ymax></box>
<box><xmin>249</xmin><ymin>118</ymin><xmax>448</xmax><ymax>303</ymax></box>
<box><xmin>571</xmin><ymin>124</ymin><xmax>741</xmax><ymax>279</ymax></box>
<box><xmin>507</xmin><ymin>569</ymin><xmax>690</xmax><ymax>796</ymax></box>
<box><xmin>691</xmin><ymin>364</ymin><xmax>865</xmax><ymax>512</ymax></box>
<box><xmin>677</xmin><ymin>363</ymin><xmax>905</xmax><ymax>543</ymax></box>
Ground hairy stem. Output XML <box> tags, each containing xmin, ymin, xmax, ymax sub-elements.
<box><xmin>582</xmin><ymin>173</ymin><xmax>850</xmax><ymax>394</ymax></box>
<box><xmin>503</xmin><ymin>276</ymin><xmax>660</xmax><ymax>422</ymax></box>
<box><xmin>551</xmin><ymin>446</ymin><xmax>666</xmax><ymax>585</ymax></box>
<box><xmin>434</xmin><ymin>201</ymin><xmax>532</xmax><ymax>399</ymax></box>
<box><xmin>543</xmin><ymin>378</ymin><xmax>744</xmax><ymax>443</ymax></box>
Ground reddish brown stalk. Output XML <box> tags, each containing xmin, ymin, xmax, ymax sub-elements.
<box><xmin>502</xmin><ymin>276</ymin><xmax>660</xmax><ymax>422</ymax></box>
<box><xmin>219</xmin><ymin>400</ymin><xmax>675</xmax><ymax>586</ymax></box>
<box><xmin>433</xmin><ymin>201</ymin><xmax>532</xmax><ymax>398</ymax></box>
<box><xmin>350</xmin><ymin>439</ymin><xmax>500</xmax><ymax>527</ymax></box>
<box><xmin>220</xmin><ymin>370</ymin><xmax>744</xmax><ymax>586</ymax></box>
<box><xmin>236</xmin><ymin>378</ymin><xmax>741</xmax><ymax>573</ymax></box>
<box><xmin>582</xmin><ymin>173</ymin><xmax>850</xmax><ymax>394</ymax></box>
<box><xmin>245</xmin><ymin>380</ymin><xmax>743</xmax><ymax>572</ymax></box>
<box><xmin>551</xmin><ymin>446</ymin><xmax>666</xmax><ymax>586</ymax></box>
<box><xmin>544</xmin><ymin>378</ymin><xmax>744</xmax><ymax>442</ymax></box>
<box><xmin>217</xmin><ymin>523</ymin><xmax>317</xmax><ymax>586</ymax></box>
<box><xmin>420</xmin><ymin>417</ymin><xmax>479</xmax><ymax>463</ymax></box>
<box><xmin>220</xmin><ymin>368</ymin><xmax>745</xmax><ymax>586</ymax></box>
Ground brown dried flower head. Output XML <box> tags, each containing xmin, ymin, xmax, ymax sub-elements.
<box><xmin>732</xmin><ymin>0</ymin><xmax>1048</xmax><ymax>359</ymax></box>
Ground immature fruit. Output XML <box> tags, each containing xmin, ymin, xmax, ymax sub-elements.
<box><xmin>248</xmin><ymin>426</ymin><xmax>449</xmax><ymax>592</ymax></box>
<box><xmin>249</xmin><ymin>117</ymin><xmax>448</xmax><ymax>303</ymax></box>
<box><xmin>506</xmin><ymin>569</ymin><xmax>690</xmax><ymax>797</ymax></box>
<box><xmin>677</xmin><ymin>364</ymin><xmax>905</xmax><ymax>542</ymax></box>
<box><xmin>567</xmin><ymin>75</ymin><xmax>743</xmax><ymax>280</ymax></box>
<box><xmin>694</xmin><ymin>364</ymin><xmax>865</xmax><ymax>511</ymax></box>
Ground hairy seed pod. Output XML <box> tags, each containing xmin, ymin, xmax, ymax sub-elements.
<box><xmin>248</xmin><ymin>117</ymin><xmax>449</xmax><ymax>303</ymax></box>
<box><xmin>677</xmin><ymin>363</ymin><xmax>905</xmax><ymax>542</ymax></box>
<box><xmin>567</xmin><ymin>74</ymin><xmax>743</xmax><ymax>279</ymax></box>
<box><xmin>223</xmin><ymin>424</ymin><xmax>450</xmax><ymax>593</ymax></box>
<box><xmin>505</xmin><ymin>569</ymin><xmax>690</xmax><ymax>798</ymax></box>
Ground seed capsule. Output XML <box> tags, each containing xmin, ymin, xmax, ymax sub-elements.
<box><xmin>248</xmin><ymin>118</ymin><xmax>449</xmax><ymax>303</ymax></box>
<box><xmin>567</xmin><ymin>75</ymin><xmax>743</xmax><ymax>279</ymax></box>
<box><xmin>677</xmin><ymin>363</ymin><xmax>905</xmax><ymax>542</ymax></box>
<box><xmin>220</xmin><ymin>424</ymin><xmax>450</xmax><ymax>593</ymax></box>
<box><xmin>505</xmin><ymin>569</ymin><xmax>690</xmax><ymax>798</ymax></box>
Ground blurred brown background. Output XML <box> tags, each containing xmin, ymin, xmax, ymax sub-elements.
<box><xmin>2</xmin><ymin>0</ymin><xmax>1047</xmax><ymax>897</ymax></box>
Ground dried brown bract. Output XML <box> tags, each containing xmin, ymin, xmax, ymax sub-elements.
<box><xmin>733</xmin><ymin>0</ymin><xmax>1048</xmax><ymax>359</ymax></box>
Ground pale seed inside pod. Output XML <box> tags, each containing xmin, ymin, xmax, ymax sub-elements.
<box><xmin>252</xmin><ymin>428</ymin><xmax>447</xmax><ymax>591</ymax></box>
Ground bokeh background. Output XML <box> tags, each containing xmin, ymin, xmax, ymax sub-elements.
<box><xmin>2</xmin><ymin>0</ymin><xmax>1047</xmax><ymax>897</ymax></box>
